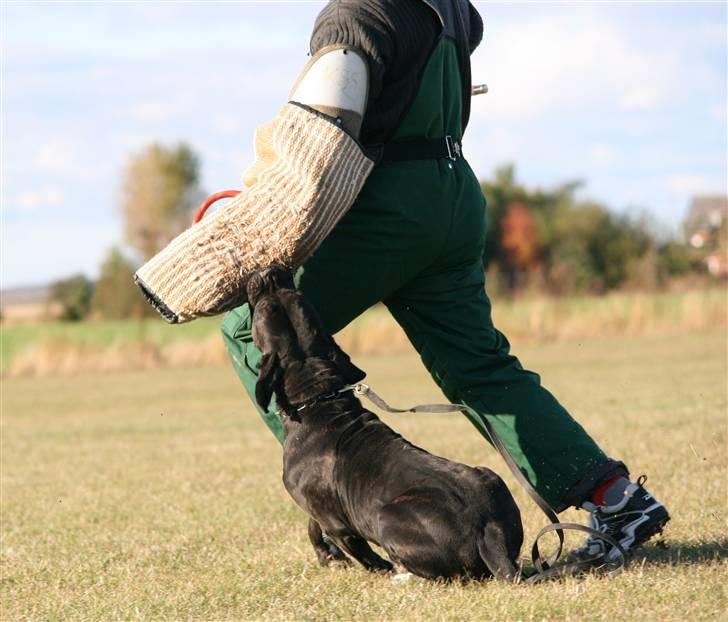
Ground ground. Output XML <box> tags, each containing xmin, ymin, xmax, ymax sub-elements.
<box><xmin>1</xmin><ymin>328</ymin><xmax>726</xmax><ymax>621</ymax></box>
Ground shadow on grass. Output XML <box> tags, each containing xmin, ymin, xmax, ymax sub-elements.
<box><xmin>514</xmin><ymin>539</ymin><xmax>728</xmax><ymax>583</ymax></box>
<box><xmin>632</xmin><ymin>538</ymin><xmax>728</xmax><ymax>567</ymax></box>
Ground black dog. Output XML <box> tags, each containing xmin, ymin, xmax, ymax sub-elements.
<box><xmin>248</xmin><ymin>265</ymin><xmax>523</xmax><ymax>580</ymax></box>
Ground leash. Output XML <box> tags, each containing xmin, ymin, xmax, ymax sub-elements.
<box><xmin>353</xmin><ymin>383</ymin><xmax>465</xmax><ymax>414</ymax></box>
<box><xmin>192</xmin><ymin>189</ymin><xmax>240</xmax><ymax>224</ymax></box>
<box><xmin>351</xmin><ymin>383</ymin><xmax>627</xmax><ymax>582</ymax></box>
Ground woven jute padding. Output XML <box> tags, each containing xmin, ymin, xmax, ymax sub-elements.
<box><xmin>135</xmin><ymin>103</ymin><xmax>374</xmax><ymax>323</ymax></box>
<box><xmin>241</xmin><ymin>116</ymin><xmax>276</xmax><ymax>188</ymax></box>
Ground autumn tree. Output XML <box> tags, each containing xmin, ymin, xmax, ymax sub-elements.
<box><xmin>479</xmin><ymin>166</ymin><xmax>666</xmax><ymax>294</ymax></box>
<box><xmin>499</xmin><ymin>200</ymin><xmax>540</xmax><ymax>290</ymax></box>
<box><xmin>121</xmin><ymin>143</ymin><xmax>201</xmax><ymax>260</ymax></box>
<box><xmin>481</xmin><ymin>165</ymin><xmax>582</xmax><ymax>293</ymax></box>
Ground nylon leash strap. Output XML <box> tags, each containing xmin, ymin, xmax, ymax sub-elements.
<box><xmin>352</xmin><ymin>383</ymin><xmax>627</xmax><ymax>581</ymax></box>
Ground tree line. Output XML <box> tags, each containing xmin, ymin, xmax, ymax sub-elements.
<box><xmin>49</xmin><ymin>146</ymin><xmax>708</xmax><ymax>321</ymax></box>
<box><xmin>480</xmin><ymin>165</ymin><xmax>703</xmax><ymax>296</ymax></box>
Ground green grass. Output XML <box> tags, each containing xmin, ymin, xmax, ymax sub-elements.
<box><xmin>1</xmin><ymin>330</ymin><xmax>726</xmax><ymax>621</ymax></box>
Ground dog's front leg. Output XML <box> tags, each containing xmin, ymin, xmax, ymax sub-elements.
<box><xmin>335</xmin><ymin>534</ymin><xmax>394</xmax><ymax>573</ymax></box>
<box><xmin>307</xmin><ymin>518</ymin><xmax>351</xmax><ymax>566</ymax></box>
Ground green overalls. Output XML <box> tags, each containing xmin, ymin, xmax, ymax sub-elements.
<box><xmin>221</xmin><ymin>33</ymin><xmax>619</xmax><ymax>511</ymax></box>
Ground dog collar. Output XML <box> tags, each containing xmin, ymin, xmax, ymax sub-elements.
<box><xmin>276</xmin><ymin>384</ymin><xmax>358</xmax><ymax>416</ymax></box>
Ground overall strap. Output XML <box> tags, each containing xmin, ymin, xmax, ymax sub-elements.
<box><xmin>365</xmin><ymin>1</ymin><xmax>472</xmax><ymax>161</ymax></box>
<box><xmin>419</xmin><ymin>0</ymin><xmax>474</xmax><ymax>131</ymax></box>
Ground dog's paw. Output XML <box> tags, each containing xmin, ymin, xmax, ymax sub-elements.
<box><xmin>325</xmin><ymin>550</ymin><xmax>352</xmax><ymax>567</ymax></box>
<box><xmin>369</xmin><ymin>559</ymin><xmax>395</xmax><ymax>574</ymax></box>
<box><xmin>315</xmin><ymin>543</ymin><xmax>351</xmax><ymax>567</ymax></box>
<box><xmin>392</xmin><ymin>572</ymin><xmax>416</xmax><ymax>584</ymax></box>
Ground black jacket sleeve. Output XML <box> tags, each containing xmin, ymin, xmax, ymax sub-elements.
<box><xmin>469</xmin><ymin>3</ymin><xmax>484</xmax><ymax>52</ymax></box>
<box><xmin>309</xmin><ymin>0</ymin><xmax>440</xmax><ymax>144</ymax></box>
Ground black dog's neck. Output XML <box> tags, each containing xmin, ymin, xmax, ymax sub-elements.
<box><xmin>280</xmin><ymin>357</ymin><xmax>353</xmax><ymax>413</ymax></box>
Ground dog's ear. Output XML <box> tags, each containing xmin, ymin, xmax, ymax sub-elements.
<box><xmin>246</xmin><ymin>273</ymin><xmax>266</xmax><ymax>309</ymax></box>
<box><xmin>255</xmin><ymin>352</ymin><xmax>281</xmax><ymax>411</ymax></box>
<box><xmin>266</xmin><ymin>264</ymin><xmax>295</xmax><ymax>290</ymax></box>
<box><xmin>247</xmin><ymin>266</ymin><xmax>295</xmax><ymax>309</ymax></box>
<box><xmin>275</xmin><ymin>290</ymin><xmax>366</xmax><ymax>384</ymax></box>
<box><xmin>328</xmin><ymin>340</ymin><xmax>366</xmax><ymax>384</ymax></box>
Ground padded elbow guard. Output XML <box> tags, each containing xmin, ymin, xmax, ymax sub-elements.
<box><xmin>135</xmin><ymin>48</ymin><xmax>372</xmax><ymax>324</ymax></box>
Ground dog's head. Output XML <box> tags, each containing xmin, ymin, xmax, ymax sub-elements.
<box><xmin>247</xmin><ymin>265</ymin><xmax>365</xmax><ymax>414</ymax></box>
<box><xmin>247</xmin><ymin>267</ymin><xmax>302</xmax><ymax>413</ymax></box>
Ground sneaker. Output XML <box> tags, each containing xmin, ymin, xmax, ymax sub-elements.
<box><xmin>567</xmin><ymin>476</ymin><xmax>670</xmax><ymax>563</ymax></box>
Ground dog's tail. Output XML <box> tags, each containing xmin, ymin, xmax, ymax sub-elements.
<box><xmin>477</xmin><ymin>523</ymin><xmax>519</xmax><ymax>581</ymax></box>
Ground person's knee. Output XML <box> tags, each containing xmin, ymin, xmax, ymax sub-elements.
<box><xmin>221</xmin><ymin>305</ymin><xmax>253</xmax><ymax>343</ymax></box>
<box><xmin>221</xmin><ymin>305</ymin><xmax>260</xmax><ymax>376</ymax></box>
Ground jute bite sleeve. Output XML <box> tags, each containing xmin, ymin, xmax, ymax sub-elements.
<box><xmin>134</xmin><ymin>102</ymin><xmax>374</xmax><ymax>324</ymax></box>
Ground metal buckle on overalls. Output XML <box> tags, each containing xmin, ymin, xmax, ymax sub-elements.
<box><xmin>445</xmin><ymin>135</ymin><xmax>460</xmax><ymax>160</ymax></box>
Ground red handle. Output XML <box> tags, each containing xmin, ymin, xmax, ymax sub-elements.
<box><xmin>192</xmin><ymin>189</ymin><xmax>241</xmax><ymax>224</ymax></box>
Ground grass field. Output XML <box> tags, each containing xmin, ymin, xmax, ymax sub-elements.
<box><xmin>1</xmin><ymin>328</ymin><xmax>726</xmax><ymax>621</ymax></box>
<box><xmin>2</xmin><ymin>288</ymin><xmax>725</xmax><ymax>375</ymax></box>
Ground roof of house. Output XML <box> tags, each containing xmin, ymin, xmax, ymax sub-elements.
<box><xmin>686</xmin><ymin>195</ymin><xmax>728</xmax><ymax>229</ymax></box>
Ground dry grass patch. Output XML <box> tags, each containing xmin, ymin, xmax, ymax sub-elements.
<box><xmin>3</xmin><ymin>288</ymin><xmax>725</xmax><ymax>378</ymax></box>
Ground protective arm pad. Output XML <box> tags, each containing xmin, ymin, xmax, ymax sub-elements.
<box><xmin>290</xmin><ymin>45</ymin><xmax>369</xmax><ymax>136</ymax></box>
<box><xmin>243</xmin><ymin>46</ymin><xmax>369</xmax><ymax>188</ymax></box>
<box><xmin>134</xmin><ymin>103</ymin><xmax>374</xmax><ymax>323</ymax></box>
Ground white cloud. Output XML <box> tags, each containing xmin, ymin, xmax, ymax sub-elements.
<box><xmin>26</xmin><ymin>137</ymin><xmax>112</xmax><ymax>183</ymax></box>
<box><xmin>711</xmin><ymin>103</ymin><xmax>727</xmax><ymax>122</ymax></box>
<box><xmin>589</xmin><ymin>144</ymin><xmax>617</xmax><ymax>167</ymax></box>
<box><xmin>12</xmin><ymin>188</ymin><xmax>65</xmax><ymax>211</ymax></box>
<box><xmin>470</xmin><ymin>15</ymin><xmax>680</xmax><ymax>123</ymax></box>
<box><xmin>667</xmin><ymin>174</ymin><xmax>723</xmax><ymax>195</ymax></box>
<box><xmin>117</xmin><ymin>133</ymin><xmax>158</xmax><ymax>151</ymax></box>
<box><xmin>128</xmin><ymin>101</ymin><xmax>174</xmax><ymax>123</ymax></box>
<box><xmin>619</xmin><ymin>86</ymin><xmax>659</xmax><ymax>111</ymax></box>
<box><xmin>33</xmin><ymin>139</ymin><xmax>80</xmax><ymax>174</ymax></box>
<box><xmin>211</xmin><ymin>114</ymin><xmax>244</xmax><ymax>136</ymax></box>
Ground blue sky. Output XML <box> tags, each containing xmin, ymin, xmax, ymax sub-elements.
<box><xmin>2</xmin><ymin>0</ymin><xmax>726</xmax><ymax>288</ymax></box>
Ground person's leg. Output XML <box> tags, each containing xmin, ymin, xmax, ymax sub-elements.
<box><xmin>385</xmin><ymin>257</ymin><xmax>625</xmax><ymax>511</ymax></box>
<box><xmin>222</xmin><ymin>304</ymin><xmax>285</xmax><ymax>440</ymax></box>
<box><xmin>383</xmin><ymin>158</ymin><xmax>669</xmax><ymax>550</ymax></box>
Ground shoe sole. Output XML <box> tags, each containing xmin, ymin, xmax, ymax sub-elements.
<box><xmin>605</xmin><ymin>504</ymin><xmax>671</xmax><ymax>561</ymax></box>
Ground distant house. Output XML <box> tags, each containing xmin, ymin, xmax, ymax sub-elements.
<box><xmin>685</xmin><ymin>195</ymin><xmax>727</xmax><ymax>248</ymax></box>
<box><xmin>684</xmin><ymin>195</ymin><xmax>728</xmax><ymax>277</ymax></box>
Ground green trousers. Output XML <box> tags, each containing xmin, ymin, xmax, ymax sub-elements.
<box><xmin>221</xmin><ymin>155</ymin><xmax>623</xmax><ymax>511</ymax></box>
<box><xmin>221</xmin><ymin>37</ymin><xmax>624</xmax><ymax>511</ymax></box>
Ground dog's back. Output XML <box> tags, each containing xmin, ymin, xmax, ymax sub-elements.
<box><xmin>283</xmin><ymin>395</ymin><xmax>523</xmax><ymax>580</ymax></box>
